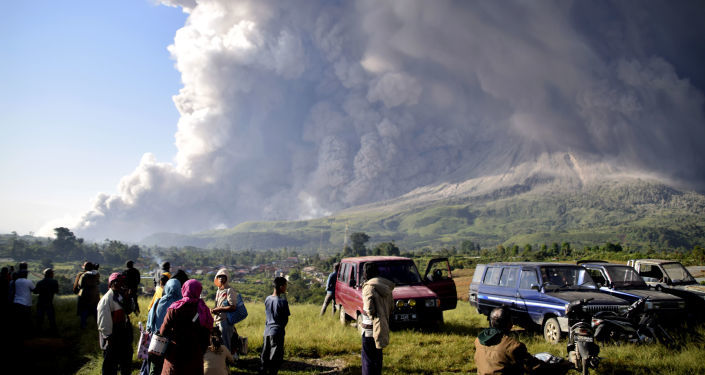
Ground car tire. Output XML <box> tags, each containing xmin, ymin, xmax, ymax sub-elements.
<box><xmin>543</xmin><ymin>317</ymin><xmax>562</xmax><ymax>344</ymax></box>
<box><xmin>339</xmin><ymin>305</ymin><xmax>347</xmax><ymax>325</ymax></box>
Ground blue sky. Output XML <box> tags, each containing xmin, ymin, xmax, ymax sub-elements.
<box><xmin>0</xmin><ymin>0</ymin><xmax>187</xmax><ymax>234</ymax></box>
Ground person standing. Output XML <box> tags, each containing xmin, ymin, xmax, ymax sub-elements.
<box><xmin>74</xmin><ymin>262</ymin><xmax>101</xmax><ymax>328</ymax></box>
<box><xmin>97</xmin><ymin>273</ymin><xmax>134</xmax><ymax>375</ymax></box>
<box><xmin>34</xmin><ymin>268</ymin><xmax>59</xmax><ymax>335</ymax></box>
<box><xmin>11</xmin><ymin>266</ymin><xmax>35</xmax><ymax>339</ymax></box>
<box><xmin>160</xmin><ymin>279</ymin><xmax>212</xmax><ymax>375</ymax></box>
<box><xmin>360</xmin><ymin>263</ymin><xmax>394</xmax><ymax>375</ymax></box>
<box><xmin>210</xmin><ymin>268</ymin><xmax>241</xmax><ymax>355</ymax></box>
<box><xmin>260</xmin><ymin>277</ymin><xmax>290</xmax><ymax>375</ymax></box>
<box><xmin>124</xmin><ymin>260</ymin><xmax>141</xmax><ymax>315</ymax></box>
<box><xmin>319</xmin><ymin>263</ymin><xmax>339</xmax><ymax>316</ymax></box>
<box><xmin>146</xmin><ymin>278</ymin><xmax>182</xmax><ymax>375</ymax></box>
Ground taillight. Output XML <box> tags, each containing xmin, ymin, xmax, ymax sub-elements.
<box><xmin>591</xmin><ymin>318</ymin><xmax>602</xmax><ymax>327</ymax></box>
<box><xmin>576</xmin><ymin>327</ymin><xmax>591</xmax><ymax>335</ymax></box>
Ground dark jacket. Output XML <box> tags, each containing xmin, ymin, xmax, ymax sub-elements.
<box><xmin>474</xmin><ymin>328</ymin><xmax>545</xmax><ymax>375</ymax></box>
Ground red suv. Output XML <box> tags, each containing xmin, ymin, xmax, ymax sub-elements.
<box><xmin>335</xmin><ymin>256</ymin><xmax>457</xmax><ymax>327</ymax></box>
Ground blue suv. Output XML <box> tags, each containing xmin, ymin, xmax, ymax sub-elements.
<box><xmin>468</xmin><ymin>262</ymin><xmax>630</xmax><ymax>344</ymax></box>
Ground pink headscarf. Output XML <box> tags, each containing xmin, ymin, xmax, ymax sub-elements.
<box><xmin>169</xmin><ymin>279</ymin><xmax>213</xmax><ymax>328</ymax></box>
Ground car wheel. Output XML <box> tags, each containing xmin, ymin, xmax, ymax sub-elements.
<box><xmin>339</xmin><ymin>305</ymin><xmax>347</xmax><ymax>325</ymax></box>
<box><xmin>543</xmin><ymin>317</ymin><xmax>562</xmax><ymax>344</ymax></box>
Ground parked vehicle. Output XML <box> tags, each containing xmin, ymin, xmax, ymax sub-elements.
<box><xmin>565</xmin><ymin>298</ymin><xmax>601</xmax><ymax>375</ymax></box>
<box><xmin>627</xmin><ymin>259</ymin><xmax>705</xmax><ymax>319</ymax></box>
<box><xmin>579</xmin><ymin>261</ymin><xmax>686</xmax><ymax>317</ymax></box>
<box><xmin>592</xmin><ymin>297</ymin><xmax>674</xmax><ymax>345</ymax></box>
<box><xmin>335</xmin><ymin>256</ymin><xmax>457</xmax><ymax>328</ymax></box>
<box><xmin>468</xmin><ymin>262</ymin><xmax>630</xmax><ymax>344</ymax></box>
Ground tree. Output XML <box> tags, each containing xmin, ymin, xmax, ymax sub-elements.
<box><xmin>375</xmin><ymin>242</ymin><xmax>400</xmax><ymax>256</ymax></box>
<box><xmin>350</xmin><ymin>232</ymin><xmax>370</xmax><ymax>256</ymax></box>
<box><xmin>561</xmin><ymin>242</ymin><xmax>572</xmax><ymax>257</ymax></box>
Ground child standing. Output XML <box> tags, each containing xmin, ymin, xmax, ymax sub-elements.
<box><xmin>204</xmin><ymin>326</ymin><xmax>235</xmax><ymax>375</ymax></box>
<box><xmin>260</xmin><ymin>277</ymin><xmax>290</xmax><ymax>375</ymax></box>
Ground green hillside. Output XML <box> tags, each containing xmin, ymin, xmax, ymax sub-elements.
<box><xmin>142</xmin><ymin>180</ymin><xmax>705</xmax><ymax>251</ymax></box>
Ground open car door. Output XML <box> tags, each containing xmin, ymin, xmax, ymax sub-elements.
<box><xmin>423</xmin><ymin>258</ymin><xmax>457</xmax><ymax>310</ymax></box>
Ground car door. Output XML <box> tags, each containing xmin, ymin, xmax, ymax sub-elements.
<box><xmin>423</xmin><ymin>257</ymin><xmax>457</xmax><ymax>310</ymax></box>
<box><xmin>516</xmin><ymin>268</ymin><xmax>542</xmax><ymax>327</ymax></box>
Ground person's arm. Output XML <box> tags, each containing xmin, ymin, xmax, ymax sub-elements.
<box><xmin>224</xmin><ymin>349</ymin><xmax>234</xmax><ymax>363</ymax></box>
<box><xmin>159</xmin><ymin>308</ymin><xmax>175</xmax><ymax>337</ymax></box>
<box><xmin>212</xmin><ymin>289</ymin><xmax>237</xmax><ymax>313</ymax></box>
<box><xmin>362</xmin><ymin>285</ymin><xmax>376</xmax><ymax>317</ymax></box>
<box><xmin>509</xmin><ymin>341</ymin><xmax>547</xmax><ymax>374</ymax></box>
<box><xmin>96</xmin><ymin>295</ymin><xmax>113</xmax><ymax>338</ymax></box>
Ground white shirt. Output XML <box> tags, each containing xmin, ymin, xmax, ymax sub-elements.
<box><xmin>13</xmin><ymin>278</ymin><xmax>35</xmax><ymax>306</ymax></box>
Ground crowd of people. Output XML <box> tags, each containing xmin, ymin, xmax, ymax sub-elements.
<box><xmin>4</xmin><ymin>258</ymin><xmax>564</xmax><ymax>375</ymax></box>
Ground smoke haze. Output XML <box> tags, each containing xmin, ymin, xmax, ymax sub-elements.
<box><xmin>75</xmin><ymin>0</ymin><xmax>705</xmax><ymax>241</ymax></box>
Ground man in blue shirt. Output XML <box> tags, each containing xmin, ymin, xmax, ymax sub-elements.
<box><xmin>260</xmin><ymin>276</ymin><xmax>290</xmax><ymax>375</ymax></box>
<box><xmin>319</xmin><ymin>263</ymin><xmax>340</xmax><ymax>316</ymax></box>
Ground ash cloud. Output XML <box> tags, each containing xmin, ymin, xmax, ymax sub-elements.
<box><xmin>75</xmin><ymin>0</ymin><xmax>705</xmax><ymax>241</ymax></box>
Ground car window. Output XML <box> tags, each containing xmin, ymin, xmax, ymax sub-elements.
<box><xmin>638</xmin><ymin>264</ymin><xmax>664</xmax><ymax>281</ymax></box>
<box><xmin>472</xmin><ymin>265</ymin><xmax>486</xmax><ymax>283</ymax></box>
<box><xmin>483</xmin><ymin>267</ymin><xmax>501</xmax><ymax>286</ymax></box>
<box><xmin>376</xmin><ymin>261</ymin><xmax>421</xmax><ymax>285</ymax></box>
<box><xmin>604</xmin><ymin>266</ymin><xmax>646</xmax><ymax>288</ymax></box>
<box><xmin>587</xmin><ymin>269</ymin><xmax>606</xmax><ymax>285</ymax></box>
<box><xmin>519</xmin><ymin>270</ymin><xmax>538</xmax><ymax>290</ymax></box>
<box><xmin>662</xmin><ymin>263</ymin><xmax>695</xmax><ymax>284</ymax></box>
<box><xmin>539</xmin><ymin>266</ymin><xmax>596</xmax><ymax>289</ymax></box>
<box><xmin>498</xmin><ymin>267</ymin><xmax>519</xmax><ymax>287</ymax></box>
<box><xmin>339</xmin><ymin>263</ymin><xmax>349</xmax><ymax>284</ymax></box>
<box><xmin>351</xmin><ymin>264</ymin><xmax>358</xmax><ymax>287</ymax></box>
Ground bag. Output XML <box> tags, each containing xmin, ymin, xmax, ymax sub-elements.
<box><xmin>238</xmin><ymin>336</ymin><xmax>248</xmax><ymax>355</ymax></box>
<box><xmin>224</xmin><ymin>293</ymin><xmax>248</xmax><ymax>325</ymax></box>
<box><xmin>137</xmin><ymin>322</ymin><xmax>151</xmax><ymax>360</ymax></box>
<box><xmin>147</xmin><ymin>333</ymin><xmax>169</xmax><ymax>357</ymax></box>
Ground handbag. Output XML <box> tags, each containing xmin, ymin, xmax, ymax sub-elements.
<box><xmin>224</xmin><ymin>293</ymin><xmax>248</xmax><ymax>325</ymax></box>
<box><xmin>238</xmin><ymin>336</ymin><xmax>248</xmax><ymax>355</ymax></box>
<box><xmin>136</xmin><ymin>322</ymin><xmax>152</xmax><ymax>360</ymax></box>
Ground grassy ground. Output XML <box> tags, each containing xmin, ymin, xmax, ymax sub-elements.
<box><xmin>20</xmin><ymin>295</ymin><xmax>705</xmax><ymax>374</ymax></box>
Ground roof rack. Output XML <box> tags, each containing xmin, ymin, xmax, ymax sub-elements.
<box><xmin>576</xmin><ymin>260</ymin><xmax>609</xmax><ymax>265</ymax></box>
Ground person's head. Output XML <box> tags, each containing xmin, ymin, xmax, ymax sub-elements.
<box><xmin>159</xmin><ymin>273</ymin><xmax>170</xmax><ymax>287</ymax></box>
<box><xmin>126</xmin><ymin>260</ymin><xmax>134</xmax><ymax>269</ymax></box>
<box><xmin>83</xmin><ymin>262</ymin><xmax>94</xmax><ymax>271</ymax></box>
<box><xmin>172</xmin><ymin>269</ymin><xmax>188</xmax><ymax>285</ymax></box>
<box><xmin>163</xmin><ymin>278</ymin><xmax>183</xmax><ymax>299</ymax></box>
<box><xmin>214</xmin><ymin>268</ymin><xmax>229</xmax><ymax>288</ymax></box>
<box><xmin>210</xmin><ymin>326</ymin><xmax>223</xmax><ymax>351</ymax></box>
<box><xmin>489</xmin><ymin>306</ymin><xmax>513</xmax><ymax>332</ymax></box>
<box><xmin>43</xmin><ymin>268</ymin><xmax>54</xmax><ymax>279</ymax></box>
<box><xmin>273</xmin><ymin>276</ymin><xmax>287</xmax><ymax>295</ymax></box>
<box><xmin>108</xmin><ymin>272</ymin><xmax>126</xmax><ymax>291</ymax></box>
<box><xmin>333</xmin><ymin>263</ymin><xmax>340</xmax><ymax>273</ymax></box>
<box><xmin>1</xmin><ymin>267</ymin><xmax>8</xmax><ymax>277</ymax></box>
<box><xmin>19</xmin><ymin>262</ymin><xmax>28</xmax><ymax>271</ymax></box>
<box><xmin>363</xmin><ymin>262</ymin><xmax>379</xmax><ymax>281</ymax></box>
<box><xmin>161</xmin><ymin>261</ymin><xmax>171</xmax><ymax>271</ymax></box>
<box><xmin>181</xmin><ymin>279</ymin><xmax>202</xmax><ymax>300</ymax></box>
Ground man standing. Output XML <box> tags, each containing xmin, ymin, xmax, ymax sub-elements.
<box><xmin>74</xmin><ymin>262</ymin><xmax>100</xmax><ymax>328</ymax></box>
<box><xmin>360</xmin><ymin>263</ymin><xmax>394</xmax><ymax>375</ymax></box>
<box><xmin>11</xmin><ymin>264</ymin><xmax>35</xmax><ymax>339</ymax></box>
<box><xmin>475</xmin><ymin>306</ymin><xmax>571</xmax><ymax>375</ymax></box>
<box><xmin>34</xmin><ymin>268</ymin><xmax>59</xmax><ymax>335</ymax></box>
<box><xmin>260</xmin><ymin>277</ymin><xmax>290</xmax><ymax>375</ymax></box>
<box><xmin>97</xmin><ymin>272</ymin><xmax>133</xmax><ymax>375</ymax></box>
<box><xmin>210</xmin><ymin>268</ymin><xmax>241</xmax><ymax>355</ymax></box>
<box><xmin>319</xmin><ymin>263</ymin><xmax>339</xmax><ymax>316</ymax></box>
<box><xmin>124</xmin><ymin>260</ymin><xmax>141</xmax><ymax>315</ymax></box>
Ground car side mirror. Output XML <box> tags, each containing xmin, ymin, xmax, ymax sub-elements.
<box><xmin>530</xmin><ymin>284</ymin><xmax>540</xmax><ymax>291</ymax></box>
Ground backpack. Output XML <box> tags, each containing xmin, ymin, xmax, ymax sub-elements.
<box><xmin>224</xmin><ymin>293</ymin><xmax>248</xmax><ymax>325</ymax></box>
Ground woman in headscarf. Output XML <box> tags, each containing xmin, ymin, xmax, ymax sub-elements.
<box><xmin>146</xmin><ymin>278</ymin><xmax>182</xmax><ymax>375</ymax></box>
<box><xmin>160</xmin><ymin>279</ymin><xmax>213</xmax><ymax>375</ymax></box>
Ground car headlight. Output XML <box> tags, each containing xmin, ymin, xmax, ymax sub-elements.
<box><xmin>677</xmin><ymin>301</ymin><xmax>686</xmax><ymax>309</ymax></box>
<box><xmin>408</xmin><ymin>299</ymin><xmax>416</xmax><ymax>307</ymax></box>
<box><xmin>396</xmin><ymin>300</ymin><xmax>404</xmax><ymax>308</ymax></box>
<box><xmin>425</xmin><ymin>299</ymin><xmax>435</xmax><ymax>307</ymax></box>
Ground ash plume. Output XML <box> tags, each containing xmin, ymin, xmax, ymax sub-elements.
<box><xmin>74</xmin><ymin>0</ymin><xmax>705</xmax><ymax>241</ymax></box>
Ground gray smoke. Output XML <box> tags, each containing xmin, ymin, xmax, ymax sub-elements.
<box><xmin>74</xmin><ymin>0</ymin><xmax>705</xmax><ymax>241</ymax></box>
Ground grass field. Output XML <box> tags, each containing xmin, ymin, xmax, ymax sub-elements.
<box><xmin>19</xmin><ymin>295</ymin><xmax>705</xmax><ymax>374</ymax></box>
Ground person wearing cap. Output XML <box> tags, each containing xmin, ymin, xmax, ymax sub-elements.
<box><xmin>34</xmin><ymin>268</ymin><xmax>59</xmax><ymax>334</ymax></box>
<box><xmin>97</xmin><ymin>272</ymin><xmax>134</xmax><ymax>375</ymax></box>
<box><xmin>210</xmin><ymin>268</ymin><xmax>240</xmax><ymax>354</ymax></box>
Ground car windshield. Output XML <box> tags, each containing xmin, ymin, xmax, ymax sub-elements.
<box><xmin>662</xmin><ymin>263</ymin><xmax>696</xmax><ymax>284</ymax></box>
<box><xmin>605</xmin><ymin>266</ymin><xmax>646</xmax><ymax>288</ymax></box>
<box><xmin>540</xmin><ymin>266</ymin><xmax>596</xmax><ymax>289</ymax></box>
<box><xmin>376</xmin><ymin>261</ymin><xmax>422</xmax><ymax>286</ymax></box>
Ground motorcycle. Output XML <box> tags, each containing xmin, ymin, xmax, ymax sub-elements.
<box><xmin>565</xmin><ymin>298</ymin><xmax>601</xmax><ymax>375</ymax></box>
<box><xmin>592</xmin><ymin>297</ymin><xmax>674</xmax><ymax>345</ymax></box>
